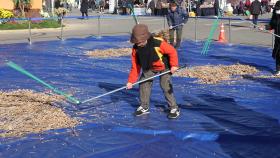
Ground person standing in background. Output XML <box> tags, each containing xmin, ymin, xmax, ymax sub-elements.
<box><xmin>148</xmin><ymin>0</ymin><xmax>156</xmax><ymax>15</ymax></box>
<box><xmin>121</xmin><ymin>0</ymin><xmax>128</xmax><ymax>15</ymax></box>
<box><xmin>266</xmin><ymin>0</ymin><xmax>280</xmax><ymax>76</ymax></box>
<box><xmin>55</xmin><ymin>0</ymin><xmax>62</xmax><ymax>9</ymax></box>
<box><xmin>237</xmin><ymin>0</ymin><xmax>245</xmax><ymax>15</ymax></box>
<box><xmin>80</xmin><ymin>0</ymin><xmax>89</xmax><ymax>19</ymax></box>
<box><xmin>90</xmin><ymin>0</ymin><xmax>96</xmax><ymax>11</ymax></box>
<box><xmin>250</xmin><ymin>0</ymin><xmax>262</xmax><ymax>28</ymax></box>
<box><xmin>155</xmin><ymin>0</ymin><xmax>162</xmax><ymax>16</ymax></box>
<box><xmin>180</xmin><ymin>0</ymin><xmax>187</xmax><ymax>12</ymax></box>
<box><xmin>99</xmin><ymin>0</ymin><xmax>105</xmax><ymax>13</ymax></box>
<box><xmin>161</xmin><ymin>0</ymin><xmax>169</xmax><ymax>16</ymax></box>
<box><xmin>245</xmin><ymin>0</ymin><xmax>251</xmax><ymax>12</ymax></box>
<box><xmin>167</xmin><ymin>2</ymin><xmax>188</xmax><ymax>48</ymax></box>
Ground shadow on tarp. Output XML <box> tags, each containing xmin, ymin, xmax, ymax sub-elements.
<box><xmin>0</xmin><ymin>35</ymin><xmax>280</xmax><ymax>158</ymax></box>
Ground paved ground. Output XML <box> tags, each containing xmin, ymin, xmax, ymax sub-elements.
<box><xmin>0</xmin><ymin>8</ymin><xmax>274</xmax><ymax>47</ymax></box>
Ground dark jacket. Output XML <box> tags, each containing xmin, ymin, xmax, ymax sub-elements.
<box><xmin>148</xmin><ymin>0</ymin><xmax>155</xmax><ymax>9</ymax></box>
<box><xmin>268</xmin><ymin>1</ymin><xmax>280</xmax><ymax>59</ymax></box>
<box><xmin>80</xmin><ymin>0</ymin><xmax>89</xmax><ymax>12</ymax></box>
<box><xmin>167</xmin><ymin>7</ymin><xmax>188</xmax><ymax>27</ymax></box>
<box><xmin>250</xmin><ymin>0</ymin><xmax>262</xmax><ymax>15</ymax></box>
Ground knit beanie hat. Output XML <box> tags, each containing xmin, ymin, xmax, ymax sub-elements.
<box><xmin>130</xmin><ymin>24</ymin><xmax>151</xmax><ymax>43</ymax></box>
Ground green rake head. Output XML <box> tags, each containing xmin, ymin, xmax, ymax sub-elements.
<box><xmin>6</xmin><ymin>61</ymin><xmax>81</xmax><ymax>105</ymax></box>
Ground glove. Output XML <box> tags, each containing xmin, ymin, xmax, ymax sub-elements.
<box><xmin>169</xmin><ymin>26</ymin><xmax>173</xmax><ymax>29</ymax></box>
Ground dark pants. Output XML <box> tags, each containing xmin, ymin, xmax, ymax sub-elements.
<box><xmin>276</xmin><ymin>57</ymin><xmax>280</xmax><ymax>71</ymax></box>
<box><xmin>151</xmin><ymin>8</ymin><xmax>155</xmax><ymax>16</ymax></box>
<box><xmin>155</xmin><ymin>9</ymin><xmax>162</xmax><ymax>16</ymax></box>
<box><xmin>273</xmin><ymin>38</ymin><xmax>280</xmax><ymax>71</ymax></box>
<box><xmin>82</xmin><ymin>11</ymin><xmax>88</xmax><ymax>18</ymax></box>
<box><xmin>238</xmin><ymin>9</ymin><xmax>244</xmax><ymax>15</ymax></box>
<box><xmin>161</xmin><ymin>8</ymin><xmax>168</xmax><ymax>16</ymax></box>
<box><xmin>139</xmin><ymin>70</ymin><xmax>178</xmax><ymax>110</ymax></box>
<box><xmin>169</xmin><ymin>26</ymin><xmax>183</xmax><ymax>48</ymax></box>
<box><xmin>252</xmin><ymin>14</ymin><xmax>259</xmax><ymax>28</ymax></box>
<box><xmin>122</xmin><ymin>7</ymin><xmax>127</xmax><ymax>15</ymax></box>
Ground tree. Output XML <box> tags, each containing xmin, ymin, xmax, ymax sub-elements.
<box><xmin>13</xmin><ymin>0</ymin><xmax>31</xmax><ymax>17</ymax></box>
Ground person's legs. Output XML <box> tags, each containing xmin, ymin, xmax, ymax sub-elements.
<box><xmin>169</xmin><ymin>29</ymin><xmax>175</xmax><ymax>47</ymax></box>
<box><xmin>253</xmin><ymin>14</ymin><xmax>258</xmax><ymax>28</ymax></box>
<box><xmin>255</xmin><ymin>14</ymin><xmax>259</xmax><ymax>26</ymax></box>
<box><xmin>160</xmin><ymin>72</ymin><xmax>178</xmax><ymax>109</ymax></box>
<box><xmin>85</xmin><ymin>11</ymin><xmax>88</xmax><ymax>18</ymax></box>
<box><xmin>273</xmin><ymin>41</ymin><xmax>280</xmax><ymax>75</ymax></box>
<box><xmin>127</xmin><ymin>8</ymin><xmax>130</xmax><ymax>14</ymax></box>
<box><xmin>122</xmin><ymin>7</ymin><xmax>126</xmax><ymax>15</ymax></box>
<box><xmin>276</xmin><ymin>55</ymin><xmax>280</xmax><ymax>75</ymax></box>
<box><xmin>152</xmin><ymin>8</ymin><xmax>155</xmax><ymax>16</ymax></box>
<box><xmin>161</xmin><ymin>8</ymin><xmax>166</xmax><ymax>16</ymax></box>
<box><xmin>135</xmin><ymin>70</ymin><xmax>155</xmax><ymax>115</ymax></box>
<box><xmin>275</xmin><ymin>57</ymin><xmax>280</xmax><ymax>72</ymax></box>
<box><xmin>175</xmin><ymin>27</ymin><xmax>183</xmax><ymax>48</ymax></box>
<box><xmin>82</xmin><ymin>12</ymin><xmax>85</xmax><ymax>18</ymax></box>
<box><xmin>157</xmin><ymin>9</ymin><xmax>162</xmax><ymax>16</ymax></box>
<box><xmin>160</xmin><ymin>72</ymin><xmax>179</xmax><ymax>118</ymax></box>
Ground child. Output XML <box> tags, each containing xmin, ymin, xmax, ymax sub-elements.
<box><xmin>126</xmin><ymin>24</ymin><xmax>180</xmax><ymax>119</ymax></box>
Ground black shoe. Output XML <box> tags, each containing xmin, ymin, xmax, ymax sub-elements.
<box><xmin>134</xmin><ymin>106</ymin><xmax>149</xmax><ymax>116</ymax></box>
<box><xmin>168</xmin><ymin>108</ymin><xmax>180</xmax><ymax>119</ymax></box>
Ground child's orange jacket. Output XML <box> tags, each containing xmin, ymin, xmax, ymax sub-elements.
<box><xmin>128</xmin><ymin>37</ymin><xmax>179</xmax><ymax>83</ymax></box>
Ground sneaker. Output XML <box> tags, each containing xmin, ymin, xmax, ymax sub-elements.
<box><xmin>275</xmin><ymin>71</ymin><xmax>280</xmax><ymax>76</ymax></box>
<box><xmin>134</xmin><ymin>106</ymin><xmax>149</xmax><ymax>116</ymax></box>
<box><xmin>168</xmin><ymin>108</ymin><xmax>180</xmax><ymax>119</ymax></box>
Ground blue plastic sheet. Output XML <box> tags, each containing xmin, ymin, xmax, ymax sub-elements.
<box><xmin>1</xmin><ymin>36</ymin><xmax>280</xmax><ymax>158</ymax></box>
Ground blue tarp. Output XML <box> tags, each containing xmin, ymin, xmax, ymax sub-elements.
<box><xmin>0</xmin><ymin>36</ymin><xmax>280</xmax><ymax>158</ymax></box>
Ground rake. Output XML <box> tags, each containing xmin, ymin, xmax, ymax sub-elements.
<box><xmin>6</xmin><ymin>61</ymin><xmax>81</xmax><ymax>104</ymax></box>
<box><xmin>81</xmin><ymin>65</ymin><xmax>187</xmax><ymax>104</ymax></box>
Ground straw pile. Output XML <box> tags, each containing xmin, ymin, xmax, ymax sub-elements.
<box><xmin>153</xmin><ymin>29</ymin><xmax>170</xmax><ymax>42</ymax></box>
<box><xmin>86</xmin><ymin>31</ymin><xmax>170</xmax><ymax>58</ymax></box>
<box><xmin>86</xmin><ymin>48</ymin><xmax>131</xmax><ymax>58</ymax></box>
<box><xmin>0</xmin><ymin>89</ymin><xmax>79</xmax><ymax>137</ymax></box>
<box><xmin>174</xmin><ymin>64</ymin><xmax>259</xmax><ymax>84</ymax></box>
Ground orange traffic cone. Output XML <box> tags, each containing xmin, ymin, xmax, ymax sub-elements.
<box><xmin>218</xmin><ymin>23</ymin><xmax>227</xmax><ymax>43</ymax></box>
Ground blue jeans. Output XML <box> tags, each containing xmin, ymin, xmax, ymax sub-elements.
<box><xmin>252</xmin><ymin>14</ymin><xmax>259</xmax><ymax>28</ymax></box>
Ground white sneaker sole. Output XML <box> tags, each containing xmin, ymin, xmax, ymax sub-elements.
<box><xmin>134</xmin><ymin>111</ymin><xmax>150</xmax><ymax>116</ymax></box>
<box><xmin>168</xmin><ymin>112</ymin><xmax>180</xmax><ymax>119</ymax></box>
